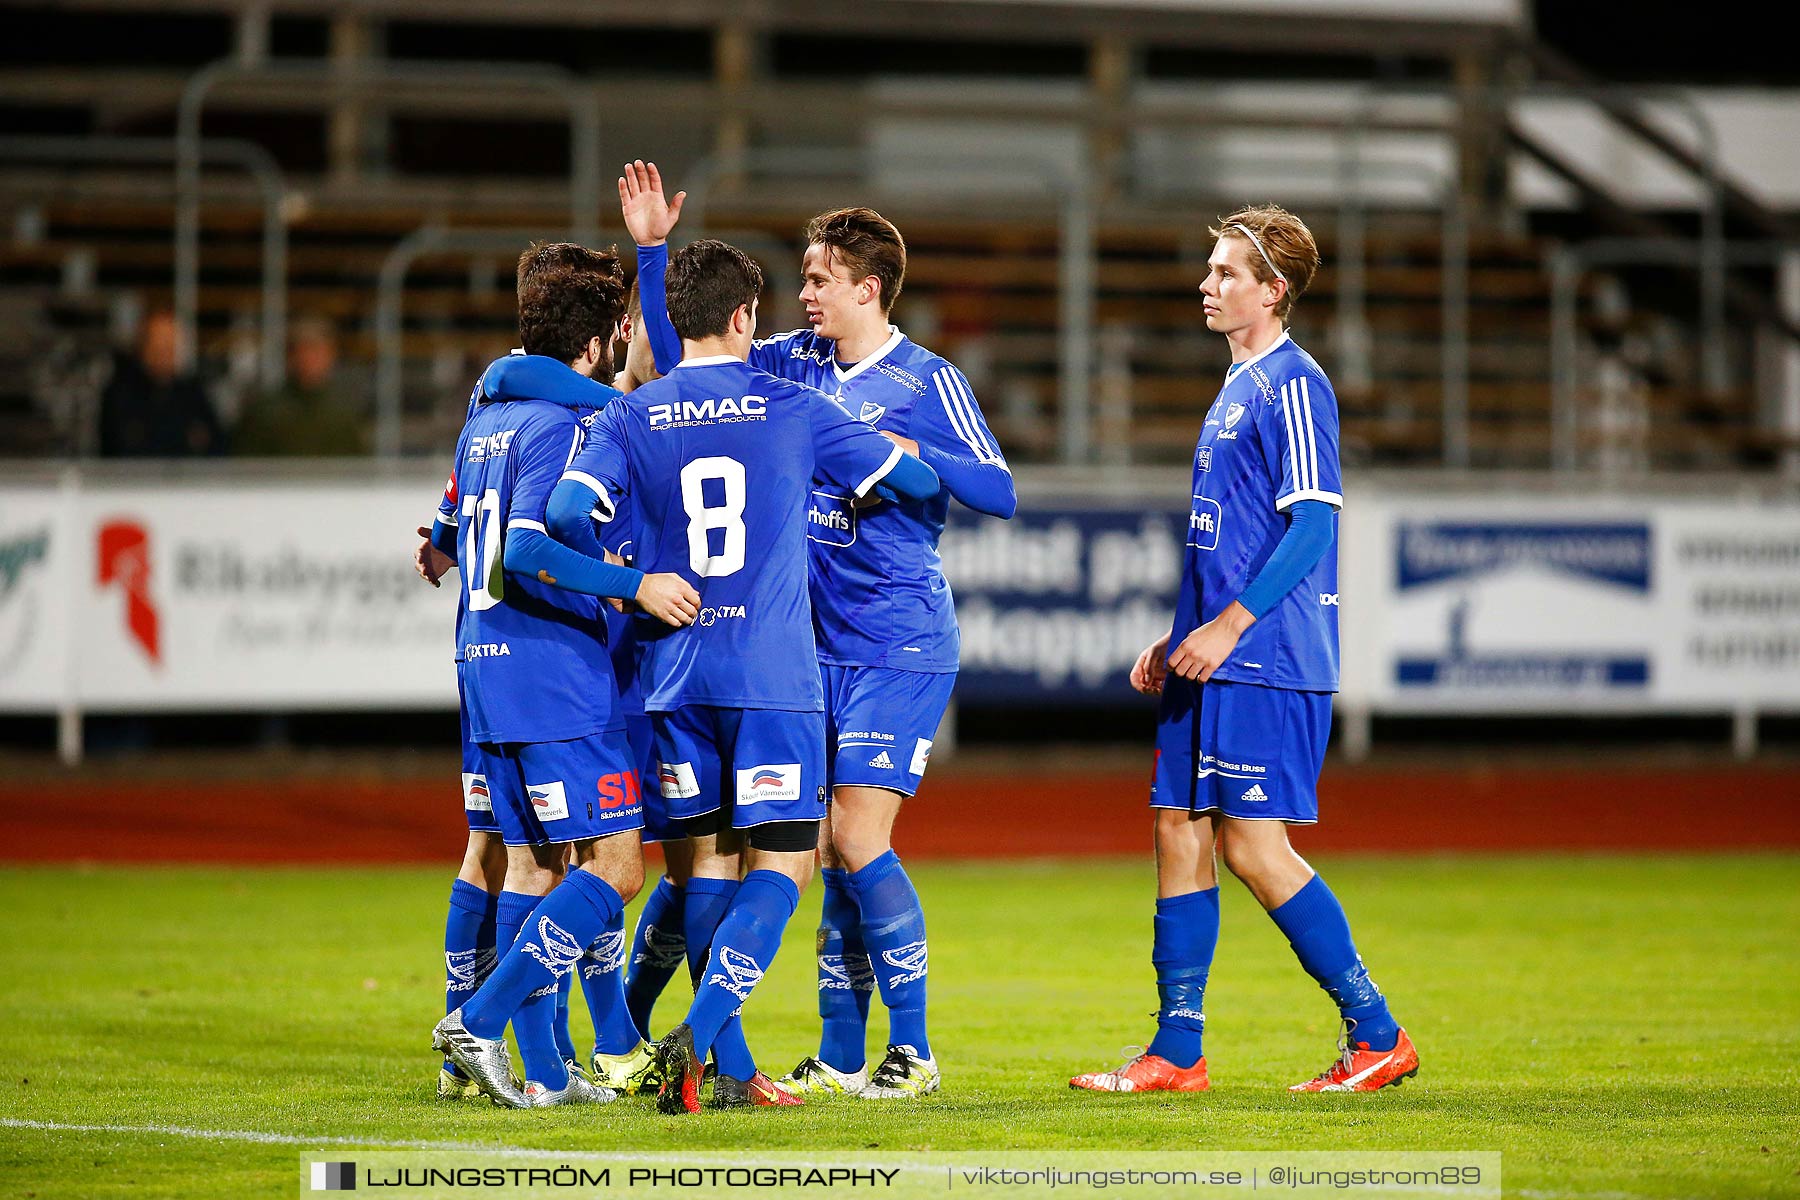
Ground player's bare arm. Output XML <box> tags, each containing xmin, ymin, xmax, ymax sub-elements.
<box><xmin>618</xmin><ymin>160</ymin><xmax>685</xmax><ymax>247</ymax></box>
<box><xmin>1166</xmin><ymin>601</ymin><xmax>1256</xmax><ymax>683</ymax></box>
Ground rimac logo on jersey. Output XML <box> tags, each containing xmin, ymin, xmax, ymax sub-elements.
<box><xmin>881</xmin><ymin>939</ymin><xmax>929</xmax><ymax>988</ymax></box>
<box><xmin>461</xmin><ymin>772</ymin><xmax>492</xmax><ymax>813</ymax></box>
<box><xmin>646</xmin><ymin>395</ymin><xmax>767</xmax><ymax>428</ymax></box>
<box><xmin>658</xmin><ymin>761</ymin><xmax>700</xmax><ymax>799</ymax></box>
<box><xmin>807</xmin><ymin>492</ymin><xmax>856</xmax><ymax>548</ymax></box>
<box><xmin>526</xmin><ymin>780</ymin><xmax>569</xmax><ymax>822</ymax></box>
<box><xmin>466</xmin><ymin>429</ymin><xmax>516</xmax><ymax>462</ymax></box>
<box><xmin>736</xmin><ymin>763</ymin><xmax>801</xmax><ymax>805</ymax></box>
<box><xmin>708</xmin><ymin>946</ymin><xmax>764</xmax><ymax>1000</ymax></box>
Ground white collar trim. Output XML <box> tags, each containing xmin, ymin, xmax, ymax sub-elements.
<box><xmin>832</xmin><ymin>326</ymin><xmax>905</xmax><ymax>384</ymax></box>
<box><xmin>674</xmin><ymin>354</ymin><xmax>741</xmax><ymax>369</ymax></box>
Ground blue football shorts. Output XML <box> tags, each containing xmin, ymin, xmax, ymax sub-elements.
<box><xmin>820</xmin><ymin>663</ymin><xmax>955</xmax><ymax>798</ymax></box>
<box><xmin>625</xmin><ymin>711</ymin><xmax>683</xmax><ymax>845</ymax></box>
<box><xmin>651</xmin><ymin>705</ymin><xmax>827</xmax><ymax>829</ymax></box>
<box><xmin>471</xmin><ymin>725</ymin><xmax>644</xmax><ymax>846</ymax></box>
<box><xmin>1149</xmin><ymin>676</ymin><xmax>1331</xmax><ymax>824</ymax></box>
<box><xmin>458</xmin><ymin>670</ymin><xmax>500</xmax><ymax>835</ymax></box>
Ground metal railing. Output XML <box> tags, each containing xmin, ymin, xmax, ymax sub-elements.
<box><xmin>175</xmin><ymin>57</ymin><xmax>603</xmax><ymax>376</ymax></box>
<box><xmin>1</xmin><ymin>134</ymin><xmax>289</xmax><ymax>391</ymax></box>
<box><xmin>1548</xmin><ymin>238</ymin><xmax>1799</xmax><ymax>474</ymax></box>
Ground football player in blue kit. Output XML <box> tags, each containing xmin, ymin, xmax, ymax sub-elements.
<box><xmin>619</xmin><ymin>162</ymin><xmax>1017</xmax><ymax>1100</ymax></box>
<box><xmin>605</xmin><ymin>283</ymin><xmax>701</xmax><ymax>1050</ymax></box>
<box><xmin>1070</xmin><ymin>206</ymin><xmax>1418</xmax><ymax>1096</ymax></box>
<box><xmin>545</xmin><ymin>235</ymin><xmax>941</xmax><ymax>1113</ymax></box>
<box><xmin>425</xmin><ymin>242</ymin><xmax>703</xmax><ymax>1108</ymax></box>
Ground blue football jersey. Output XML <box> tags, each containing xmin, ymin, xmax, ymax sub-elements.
<box><xmin>448</xmin><ymin>371</ymin><xmax>626</xmax><ymax>743</ymax></box>
<box><xmin>1174</xmin><ymin>332</ymin><xmax>1342</xmax><ymax>692</ymax></box>
<box><xmin>596</xmin><ymin>494</ymin><xmax>644</xmax><ymax>717</ymax></box>
<box><xmin>562</xmin><ymin>355</ymin><xmax>906</xmax><ymax>713</ymax></box>
<box><xmin>751</xmin><ymin>326</ymin><xmax>1007</xmax><ymax>672</ymax></box>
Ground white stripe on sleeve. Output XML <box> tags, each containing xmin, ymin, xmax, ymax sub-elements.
<box><xmin>934</xmin><ymin>369</ymin><xmax>1005</xmax><ymax>467</ymax></box>
<box><xmin>947</xmin><ymin>370</ymin><xmax>1005</xmax><ymax>465</ymax></box>
<box><xmin>506</xmin><ymin>518</ymin><xmax>547</xmax><ymax>533</ymax></box>
<box><xmin>1299</xmin><ymin>376</ymin><xmax>1320</xmax><ymax>495</ymax></box>
<box><xmin>1280</xmin><ymin>381</ymin><xmax>1307</xmax><ymax>495</ymax></box>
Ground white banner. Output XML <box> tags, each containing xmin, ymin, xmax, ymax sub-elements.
<box><xmin>0</xmin><ymin>485</ymin><xmax>75</xmax><ymax>710</ymax></box>
<box><xmin>1343</xmin><ymin>496</ymin><xmax>1800</xmax><ymax>712</ymax></box>
<box><xmin>3</xmin><ymin>478</ymin><xmax>1797</xmax><ymax>716</ymax></box>
<box><xmin>0</xmin><ymin>480</ymin><xmax>458</xmax><ymax>712</ymax></box>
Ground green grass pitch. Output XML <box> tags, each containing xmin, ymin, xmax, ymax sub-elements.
<box><xmin>3</xmin><ymin>855</ymin><xmax>1797</xmax><ymax>1198</ymax></box>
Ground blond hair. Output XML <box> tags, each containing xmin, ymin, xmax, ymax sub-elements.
<box><xmin>1209</xmin><ymin>204</ymin><xmax>1320</xmax><ymax>323</ymax></box>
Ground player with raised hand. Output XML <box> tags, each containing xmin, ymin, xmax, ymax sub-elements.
<box><xmin>1070</xmin><ymin>206</ymin><xmax>1418</xmax><ymax>1096</ymax></box>
<box><xmin>427</xmin><ymin>242</ymin><xmax>702</xmax><ymax>1109</ymax></box>
<box><xmin>621</xmin><ymin>161</ymin><xmax>1016</xmax><ymax>1101</ymax></box>
<box><xmin>545</xmin><ymin>236</ymin><xmax>940</xmax><ymax>1113</ymax></box>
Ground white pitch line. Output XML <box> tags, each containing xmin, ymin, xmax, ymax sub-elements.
<box><xmin>1</xmin><ymin>1117</ymin><xmax>489</xmax><ymax>1150</ymax></box>
<box><xmin>0</xmin><ymin>1119</ymin><xmax>911</xmax><ymax>1171</ymax></box>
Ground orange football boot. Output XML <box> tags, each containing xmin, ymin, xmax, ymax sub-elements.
<box><xmin>713</xmin><ymin>1070</ymin><xmax>805</xmax><ymax>1108</ymax></box>
<box><xmin>1070</xmin><ymin>1050</ymin><xmax>1210</xmax><ymax>1093</ymax></box>
<box><xmin>1290</xmin><ymin>1026</ymin><xmax>1419</xmax><ymax>1092</ymax></box>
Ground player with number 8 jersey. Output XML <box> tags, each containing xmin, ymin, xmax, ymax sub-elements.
<box><xmin>549</xmin><ymin>236</ymin><xmax>940</xmax><ymax>1112</ymax></box>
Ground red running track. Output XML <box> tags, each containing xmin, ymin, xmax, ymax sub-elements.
<box><xmin>5</xmin><ymin>763</ymin><xmax>1797</xmax><ymax>864</ymax></box>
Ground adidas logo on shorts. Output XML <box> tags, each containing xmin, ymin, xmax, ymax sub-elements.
<box><xmin>1239</xmin><ymin>784</ymin><xmax>1269</xmax><ymax>803</ymax></box>
<box><xmin>868</xmin><ymin>750</ymin><xmax>895</xmax><ymax>770</ymax></box>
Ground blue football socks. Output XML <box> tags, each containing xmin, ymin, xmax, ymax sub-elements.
<box><xmin>849</xmin><ymin>851</ymin><xmax>930</xmax><ymax>1059</ymax></box>
<box><xmin>625</xmin><ymin>876</ymin><xmax>687</xmax><ymax>1040</ymax></box>
<box><xmin>580</xmin><ymin>907</ymin><xmax>643</xmax><ymax>1056</ymax></box>
<box><xmin>1145</xmin><ymin>887</ymin><xmax>1219</xmax><ymax>1069</ymax></box>
<box><xmin>683</xmin><ymin>870</ymin><xmax>800</xmax><ymax>1076</ymax></box>
<box><xmin>461</xmin><ymin>870</ymin><xmax>626</xmax><ymax>1090</ymax></box>
<box><xmin>681</xmin><ymin>876</ymin><xmax>755</xmax><ymax>1080</ymax></box>
<box><xmin>493</xmin><ymin>889</ymin><xmax>540</xmax><ymax>964</ymax></box>
<box><xmin>442</xmin><ymin>879</ymin><xmax>498</xmax><ymax>1077</ymax></box>
<box><xmin>552</xmin><ymin>974</ymin><xmax>578</xmax><ymax>1064</ymax></box>
<box><xmin>1268</xmin><ymin>874</ymin><xmax>1399</xmax><ymax>1052</ymax></box>
<box><xmin>816</xmin><ymin>867</ymin><xmax>874</xmax><ymax>1073</ymax></box>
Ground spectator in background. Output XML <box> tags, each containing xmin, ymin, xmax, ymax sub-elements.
<box><xmin>97</xmin><ymin>309</ymin><xmax>225</xmax><ymax>457</ymax></box>
<box><xmin>236</xmin><ymin>315</ymin><xmax>370</xmax><ymax>455</ymax></box>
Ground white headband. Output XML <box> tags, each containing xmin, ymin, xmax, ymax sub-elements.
<box><xmin>1232</xmin><ymin>222</ymin><xmax>1287</xmax><ymax>286</ymax></box>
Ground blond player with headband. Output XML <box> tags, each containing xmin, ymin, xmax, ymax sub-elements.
<box><xmin>1071</xmin><ymin>205</ymin><xmax>1418</xmax><ymax>1095</ymax></box>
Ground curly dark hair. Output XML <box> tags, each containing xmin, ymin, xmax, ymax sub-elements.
<box><xmin>665</xmin><ymin>239</ymin><xmax>765</xmax><ymax>342</ymax></box>
<box><xmin>804</xmin><ymin>207</ymin><xmax>906</xmax><ymax>314</ymax></box>
<box><xmin>514</xmin><ymin>241</ymin><xmax>627</xmax><ymax>371</ymax></box>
